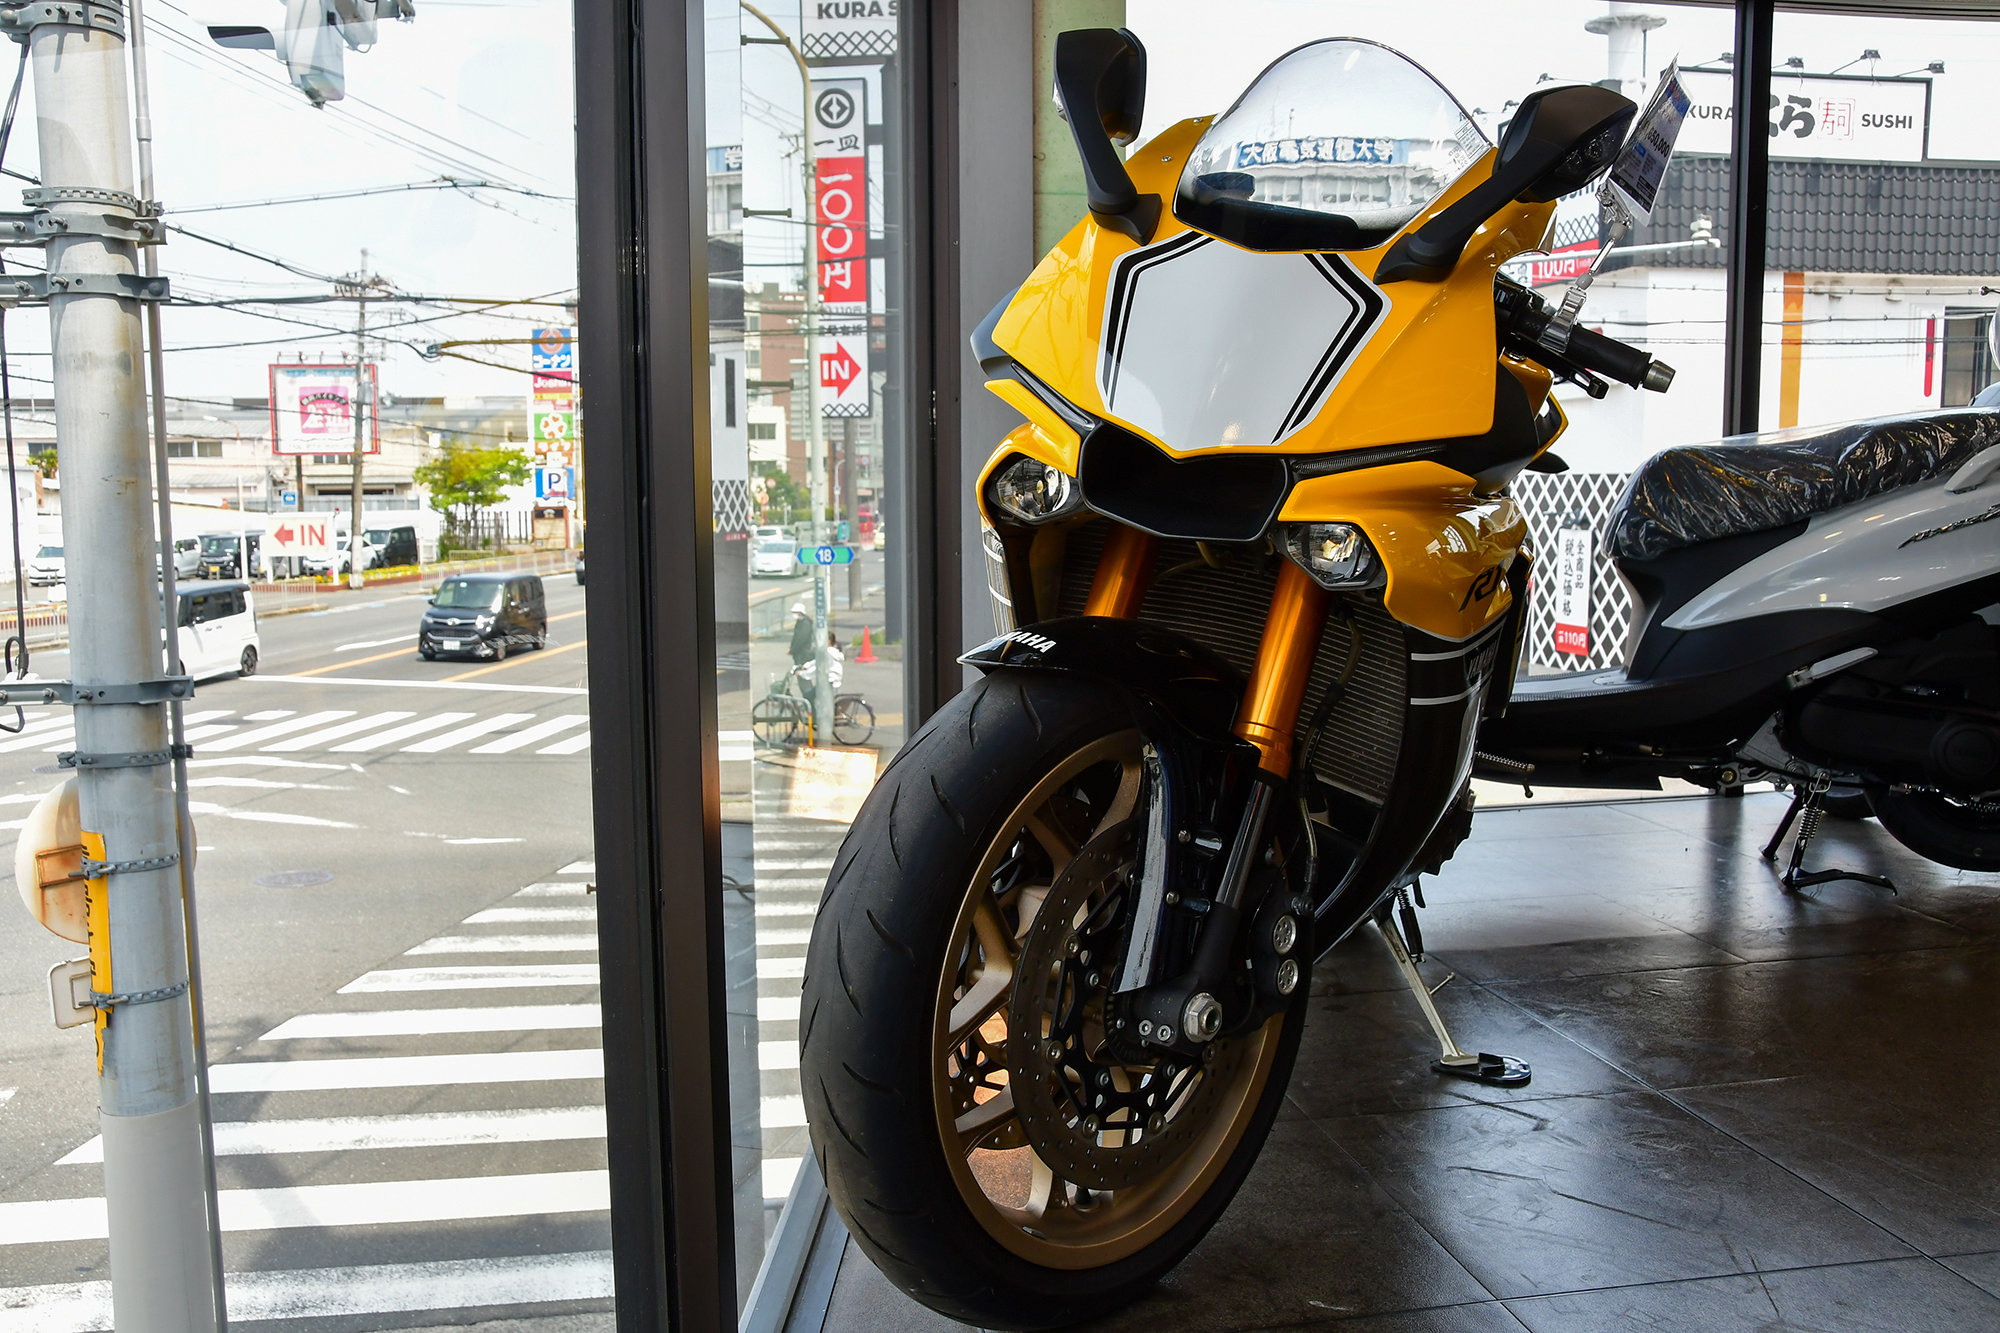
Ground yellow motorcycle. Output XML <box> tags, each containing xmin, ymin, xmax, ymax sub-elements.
<box><xmin>801</xmin><ymin>30</ymin><xmax>1675</xmax><ymax>1327</ymax></box>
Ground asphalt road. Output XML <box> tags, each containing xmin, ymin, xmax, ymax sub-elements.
<box><xmin>0</xmin><ymin>572</ymin><xmax>619</xmax><ymax>1329</ymax></box>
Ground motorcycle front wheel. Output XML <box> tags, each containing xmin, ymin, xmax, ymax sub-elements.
<box><xmin>800</xmin><ymin>668</ymin><xmax>1305</xmax><ymax>1330</ymax></box>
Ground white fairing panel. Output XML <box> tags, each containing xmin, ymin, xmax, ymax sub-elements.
<box><xmin>1097</xmin><ymin>233</ymin><xmax>1386</xmax><ymax>454</ymax></box>
<box><xmin>1663</xmin><ymin>472</ymin><xmax>2000</xmax><ymax>629</ymax></box>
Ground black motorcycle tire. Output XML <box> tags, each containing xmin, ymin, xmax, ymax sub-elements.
<box><xmin>1819</xmin><ymin>787</ymin><xmax>1874</xmax><ymax>821</ymax></box>
<box><xmin>800</xmin><ymin>668</ymin><xmax>1307</xmax><ymax>1330</ymax></box>
<box><xmin>1868</xmin><ymin>786</ymin><xmax>2000</xmax><ymax>870</ymax></box>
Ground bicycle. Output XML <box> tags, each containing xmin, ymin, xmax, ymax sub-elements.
<box><xmin>750</xmin><ymin>663</ymin><xmax>874</xmax><ymax>749</ymax></box>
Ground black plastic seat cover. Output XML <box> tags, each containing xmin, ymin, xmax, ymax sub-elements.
<box><xmin>1608</xmin><ymin>409</ymin><xmax>2000</xmax><ymax>562</ymax></box>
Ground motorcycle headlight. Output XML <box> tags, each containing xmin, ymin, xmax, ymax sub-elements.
<box><xmin>1282</xmin><ymin>522</ymin><xmax>1381</xmax><ymax>590</ymax></box>
<box><xmin>986</xmin><ymin>456</ymin><xmax>1084</xmax><ymax>525</ymax></box>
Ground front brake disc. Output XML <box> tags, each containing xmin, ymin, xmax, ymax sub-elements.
<box><xmin>1007</xmin><ymin>819</ymin><xmax>1245</xmax><ymax>1193</ymax></box>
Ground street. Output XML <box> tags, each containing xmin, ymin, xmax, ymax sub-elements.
<box><xmin>0</xmin><ymin>559</ymin><xmax>901</xmax><ymax>1329</ymax></box>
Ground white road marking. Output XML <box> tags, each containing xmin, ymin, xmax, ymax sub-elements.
<box><xmin>399</xmin><ymin>712</ymin><xmax>535</xmax><ymax>752</ymax></box>
<box><xmin>58</xmin><ymin>1106</ymin><xmax>608</xmax><ymax>1164</ymax></box>
<box><xmin>185</xmin><ymin>755</ymin><xmax>347</xmax><ymax>771</ymax></box>
<box><xmin>259</xmin><ymin>711</ymin><xmax>416</xmax><ymax>752</ymax></box>
<box><xmin>334</xmin><ymin>635</ymin><xmax>415</xmax><ymax>652</ymax></box>
<box><xmin>258</xmin><ymin>673</ymin><xmax>587</xmax><ymax>696</ymax></box>
<box><xmin>443</xmin><ymin>836</ymin><xmax>524</xmax><ymax>845</ymax></box>
<box><xmin>514</xmin><ymin>881</ymin><xmax>592</xmax><ymax>896</ymax></box>
<box><xmin>261</xmin><ymin>1003</ymin><xmax>601</xmax><ymax>1041</ymax></box>
<box><xmin>464</xmin><ymin>905</ymin><xmax>596</xmax><ymax>924</ymax></box>
<box><xmin>177</xmin><ymin>723</ymin><xmax>241</xmax><ymax>744</ymax></box>
<box><xmin>241</xmin><ymin>709</ymin><xmax>297</xmax><ymax>722</ymax></box>
<box><xmin>537</xmin><ymin>729</ymin><xmax>593</xmax><ymax>755</ymax></box>
<box><xmin>754</xmin><ymin>902</ymin><xmax>817</xmax><ymax>918</ymax></box>
<box><xmin>184</xmin><ymin>801</ymin><xmax>356</xmax><ymax>830</ymax></box>
<box><xmin>405</xmin><ymin>933</ymin><xmax>598</xmax><ymax>955</ymax></box>
<box><xmin>763</xmin><ymin>1157</ymin><xmax>801</xmax><ymax>1203</ymax></box>
<box><xmin>198</xmin><ymin>710</ymin><xmax>356</xmax><ymax>753</ymax></box>
<box><xmin>470</xmin><ymin>714</ymin><xmax>588</xmax><ymax>754</ymax></box>
<box><xmin>0</xmin><ymin>724</ymin><xmax>72</xmax><ymax>753</ymax></box>
<box><xmin>759</xmin><ymin>1041</ymin><xmax>798</xmax><ymax>1071</ymax></box>
<box><xmin>754</xmin><ymin>926</ymin><xmax>812</xmax><ymax>946</ymax></box>
<box><xmin>0</xmin><ymin>789</ymin><xmax>57</xmax><ymax>806</ymax></box>
<box><xmin>756</xmin><ymin>955</ymin><xmax>806</xmax><ymax>979</ymax></box>
<box><xmin>339</xmin><ymin>963</ymin><xmax>599</xmax><ymax>993</ymax></box>
<box><xmin>328</xmin><ymin>712</ymin><xmax>476</xmax><ymax>752</ymax></box>
<box><xmin>758</xmin><ymin>996</ymin><xmax>801</xmax><ymax>1022</ymax></box>
<box><xmin>558</xmin><ymin>860</ymin><xmax>594</xmax><ymax>874</ymax></box>
<box><xmin>0</xmin><ymin>1089</ymin><xmax>13</xmax><ymax>1108</ymax></box>
<box><xmin>208</xmin><ymin>1047</ymin><xmax>603</xmax><ymax>1093</ymax></box>
<box><xmin>184</xmin><ymin>776</ymin><xmax>343</xmax><ymax>792</ymax></box>
<box><xmin>0</xmin><ymin>1170</ymin><xmax>610</xmax><ymax>1246</ymax></box>
<box><xmin>0</xmin><ymin>1251</ymin><xmax>613</xmax><ymax>1332</ymax></box>
<box><xmin>763</xmin><ymin>1095</ymin><xmax>805</xmax><ymax>1128</ymax></box>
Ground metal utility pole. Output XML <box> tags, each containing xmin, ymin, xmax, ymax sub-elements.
<box><xmin>344</xmin><ymin>250</ymin><xmax>372</xmax><ymax>589</ymax></box>
<box><xmin>24</xmin><ymin>2</ymin><xmax>222</xmax><ymax>1329</ymax></box>
<box><xmin>743</xmin><ymin>1</ymin><xmax>833</xmax><ymax>735</ymax></box>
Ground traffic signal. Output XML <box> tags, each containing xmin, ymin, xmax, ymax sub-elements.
<box><xmin>207</xmin><ymin>0</ymin><xmax>415</xmax><ymax>108</ymax></box>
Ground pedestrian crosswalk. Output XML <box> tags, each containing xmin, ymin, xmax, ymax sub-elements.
<box><xmin>0</xmin><ymin>755</ymin><xmax>861</xmax><ymax>1330</ymax></box>
<box><xmin>0</xmin><ymin>705</ymin><xmax>601</xmax><ymax>759</ymax></box>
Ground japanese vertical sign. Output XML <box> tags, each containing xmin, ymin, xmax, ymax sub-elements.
<box><xmin>529</xmin><ymin>327</ymin><xmax>578</xmax><ymax>471</ymax></box>
<box><xmin>812</xmin><ymin>77</ymin><xmax>872</xmax><ymax>417</ymax></box>
<box><xmin>1552</xmin><ymin>524</ymin><xmax>1593</xmax><ymax>658</ymax></box>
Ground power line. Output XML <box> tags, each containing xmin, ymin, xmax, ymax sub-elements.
<box><xmin>169</xmin><ymin>177</ymin><xmax>573</xmax><ymax>215</ymax></box>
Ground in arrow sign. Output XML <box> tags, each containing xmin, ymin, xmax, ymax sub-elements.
<box><xmin>819</xmin><ymin>344</ymin><xmax>861</xmax><ymax>396</ymax></box>
<box><xmin>274</xmin><ymin>525</ymin><xmax>295</xmax><ymax>544</ymax></box>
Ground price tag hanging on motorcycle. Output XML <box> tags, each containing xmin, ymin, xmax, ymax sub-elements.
<box><xmin>812</xmin><ymin>76</ymin><xmax>873</xmax><ymax>417</ymax></box>
<box><xmin>1605</xmin><ymin>58</ymin><xmax>1691</xmax><ymax>227</ymax></box>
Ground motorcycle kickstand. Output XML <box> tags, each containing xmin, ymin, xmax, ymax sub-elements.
<box><xmin>1373</xmin><ymin>901</ymin><xmax>1530</xmax><ymax>1088</ymax></box>
<box><xmin>1763</xmin><ymin>774</ymin><xmax>1897</xmax><ymax>895</ymax></box>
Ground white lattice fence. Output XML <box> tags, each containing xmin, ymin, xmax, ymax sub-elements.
<box><xmin>714</xmin><ymin>479</ymin><xmax>751</xmax><ymax>536</ymax></box>
<box><xmin>1512</xmin><ymin>471</ymin><xmax>1635</xmax><ymax>673</ymax></box>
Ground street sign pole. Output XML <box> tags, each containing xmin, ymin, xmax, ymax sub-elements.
<box><xmin>744</xmin><ymin>2</ymin><xmax>835</xmax><ymax>735</ymax></box>
<box><xmin>347</xmin><ymin>254</ymin><xmax>369</xmax><ymax>591</ymax></box>
<box><xmin>28</xmin><ymin>6</ymin><xmax>224</xmax><ymax>1328</ymax></box>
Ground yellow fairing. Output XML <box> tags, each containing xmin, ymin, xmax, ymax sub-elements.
<box><xmin>988</xmin><ymin>119</ymin><xmax>1558</xmax><ymax>458</ymax></box>
<box><xmin>1283</xmin><ymin>463</ymin><xmax>1526</xmax><ymax>641</ymax></box>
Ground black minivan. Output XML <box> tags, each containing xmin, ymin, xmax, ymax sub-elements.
<box><xmin>366</xmin><ymin>525</ymin><xmax>420</xmax><ymax>569</ymax></box>
<box><xmin>419</xmin><ymin>572</ymin><xmax>548</xmax><ymax>661</ymax></box>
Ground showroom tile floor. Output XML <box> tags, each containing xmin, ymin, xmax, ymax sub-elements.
<box><xmin>814</xmin><ymin>790</ymin><xmax>2000</xmax><ymax>1331</ymax></box>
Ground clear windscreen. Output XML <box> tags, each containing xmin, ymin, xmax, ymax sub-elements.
<box><xmin>1174</xmin><ymin>39</ymin><xmax>1488</xmax><ymax>252</ymax></box>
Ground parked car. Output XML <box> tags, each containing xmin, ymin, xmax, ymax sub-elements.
<box><xmin>172</xmin><ymin>580</ymin><xmax>259</xmax><ymax>680</ymax></box>
<box><xmin>419</xmin><ymin>572</ymin><xmax>547</xmax><ymax>661</ymax></box>
<box><xmin>753</xmin><ymin>524</ymin><xmax>785</xmax><ymax>541</ymax></box>
<box><xmin>198</xmin><ymin>531</ymin><xmax>260</xmax><ymax>580</ymax></box>
<box><xmin>302</xmin><ymin>532</ymin><xmax>376</xmax><ymax>577</ymax></box>
<box><xmin>25</xmin><ymin>544</ymin><xmax>63</xmax><ymax>586</ymax></box>
<box><xmin>751</xmin><ymin>536</ymin><xmax>797</xmax><ymax>577</ymax></box>
<box><xmin>364</xmin><ymin>525</ymin><xmax>420</xmax><ymax>568</ymax></box>
<box><xmin>170</xmin><ymin>536</ymin><xmax>201</xmax><ymax>579</ymax></box>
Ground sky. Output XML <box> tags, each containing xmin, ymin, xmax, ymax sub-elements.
<box><xmin>0</xmin><ymin>0</ymin><xmax>577</xmax><ymax>407</ymax></box>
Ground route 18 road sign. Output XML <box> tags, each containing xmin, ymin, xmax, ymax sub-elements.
<box><xmin>796</xmin><ymin>544</ymin><xmax>857</xmax><ymax>567</ymax></box>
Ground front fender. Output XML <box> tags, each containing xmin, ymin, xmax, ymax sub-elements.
<box><xmin>960</xmin><ymin>616</ymin><xmax>1242</xmax><ymax>748</ymax></box>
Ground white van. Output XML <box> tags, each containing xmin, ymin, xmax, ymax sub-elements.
<box><xmin>173</xmin><ymin>581</ymin><xmax>260</xmax><ymax>680</ymax></box>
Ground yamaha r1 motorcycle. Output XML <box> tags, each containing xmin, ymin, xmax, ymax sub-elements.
<box><xmin>803</xmin><ymin>30</ymin><xmax>1691</xmax><ymax>1328</ymax></box>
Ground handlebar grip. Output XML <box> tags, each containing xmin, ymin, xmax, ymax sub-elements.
<box><xmin>1564</xmin><ymin>324</ymin><xmax>1656</xmax><ymax>390</ymax></box>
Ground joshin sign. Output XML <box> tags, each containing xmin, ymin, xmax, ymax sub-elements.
<box><xmin>269</xmin><ymin>363</ymin><xmax>379</xmax><ymax>456</ymax></box>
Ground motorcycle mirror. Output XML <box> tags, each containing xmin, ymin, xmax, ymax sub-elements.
<box><xmin>1377</xmin><ymin>83</ymin><xmax>1633</xmax><ymax>283</ymax></box>
<box><xmin>1052</xmin><ymin>28</ymin><xmax>1159</xmax><ymax>244</ymax></box>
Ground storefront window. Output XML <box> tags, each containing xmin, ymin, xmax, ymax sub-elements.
<box><xmin>708</xmin><ymin>0</ymin><xmax>911</xmax><ymax>1304</ymax></box>
<box><xmin>0</xmin><ymin>0</ymin><xmax>600</xmax><ymax>1325</ymax></box>
<box><xmin>1766</xmin><ymin>9</ymin><xmax>2000</xmax><ymax>429</ymax></box>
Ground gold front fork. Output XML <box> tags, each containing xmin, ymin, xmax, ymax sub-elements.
<box><xmin>1085</xmin><ymin>522</ymin><xmax>1328</xmax><ymax>780</ymax></box>
<box><xmin>1234</xmin><ymin>560</ymin><xmax>1330</xmax><ymax>780</ymax></box>
<box><xmin>1083</xmin><ymin>524</ymin><xmax>1158</xmax><ymax>619</ymax></box>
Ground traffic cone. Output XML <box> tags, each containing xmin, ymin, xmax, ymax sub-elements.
<box><xmin>854</xmin><ymin>625</ymin><xmax>878</xmax><ymax>664</ymax></box>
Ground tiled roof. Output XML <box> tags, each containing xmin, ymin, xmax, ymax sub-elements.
<box><xmin>1606</xmin><ymin>155</ymin><xmax>2000</xmax><ymax>277</ymax></box>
